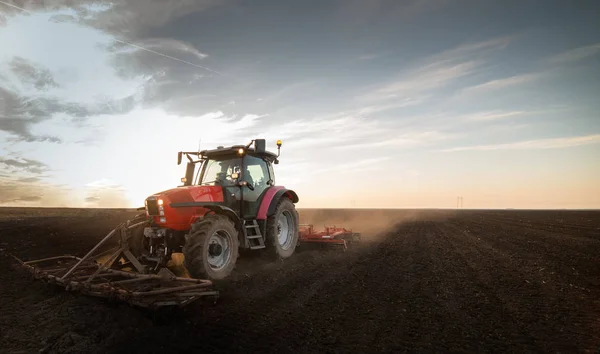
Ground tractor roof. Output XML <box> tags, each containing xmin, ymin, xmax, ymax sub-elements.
<box><xmin>200</xmin><ymin>145</ymin><xmax>278</xmax><ymax>162</ymax></box>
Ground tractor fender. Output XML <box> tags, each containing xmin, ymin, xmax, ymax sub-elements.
<box><xmin>190</xmin><ymin>205</ymin><xmax>245</xmax><ymax>236</ymax></box>
<box><xmin>257</xmin><ymin>186</ymin><xmax>299</xmax><ymax>220</ymax></box>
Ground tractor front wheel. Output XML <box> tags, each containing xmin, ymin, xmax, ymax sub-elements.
<box><xmin>183</xmin><ymin>214</ymin><xmax>240</xmax><ymax>280</ymax></box>
<box><xmin>265</xmin><ymin>198</ymin><xmax>299</xmax><ymax>259</ymax></box>
<box><xmin>126</xmin><ymin>213</ymin><xmax>150</xmax><ymax>258</ymax></box>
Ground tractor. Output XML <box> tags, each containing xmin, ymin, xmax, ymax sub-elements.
<box><xmin>127</xmin><ymin>138</ymin><xmax>300</xmax><ymax>280</ymax></box>
<box><xmin>10</xmin><ymin>138</ymin><xmax>359</xmax><ymax>308</ymax></box>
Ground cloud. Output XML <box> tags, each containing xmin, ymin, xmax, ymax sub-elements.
<box><xmin>462</xmin><ymin>110</ymin><xmax>529</xmax><ymax>121</ymax></box>
<box><xmin>357</xmin><ymin>97</ymin><xmax>427</xmax><ymax>115</ymax></box>
<box><xmin>338</xmin><ymin>130</ymin><xmax>459</xmax><ymax>150</ymax></box>
<box><xmin>0</xmin><ymin>0</ymin><xmax>223</xmax><ymax>36</ymax></box>
<box><xmin>0</xmin><ymin>156</ymin><xmax>50</xmax><ymax>174</ymax></box>
<box><xmin>425</xmin><ymin>36</ymin><xmax>511</xmax><ymax>66</ymax></box>
<box><xmin>457</xmin><ymin>73</ymin><xmax>541</xmax><ymax>96</ymax></box>
<box><xmin>0</xmin><ymin>175</ymin><xmax>73</xmax><ymax>206</ymax></box>
<box><xmin>0</xmin><ymin>85</ymin><xmax>137</xmax><ymax>143</ymax></box>
<box><xmin>441</xmin><ymin>134</ymin><xmax>600</xmax><ymax>152</ymax></box>
<box><xmin>83</xmin><ymin>179</ymin><xmax>130</xmax><ymax>208</ymax></box>
<box><xmin>8</xmin><ymin>56</ymin><xmax>58</xmax><ymax>91</ymax></box>
<box><xmin>16</xmin><ymin>176</ymin><xmax>42</xmax><ymax>183</ymax></box>
<box><xmin>547</xmin><ymin>43</ymin><xmax>600</xmax><ymax>64</ymax></box>
<box><xmin>0</xmin><ymin>11</ymin><xmax>150</xmax><ymax>143</ymax></box>
<box><xmin>0</xmin><ymin>4</ymin><xmax>219</xmax><ymax>145</ymax></box>
<box><xmin>359</xmin><ymin>60</ymin><xmax>479</xmax><ymax>102</ymax></box>
<box><xmin>357</xmin><ymin>36</ymin><xmax>511</xmax><ymax>103</ymax></box>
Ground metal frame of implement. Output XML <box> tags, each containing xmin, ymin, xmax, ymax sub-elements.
<box><xmin>298</xmin><ymin>224</ymin><xmax>361</xmax><ymax>250</ymax></box>
<box><xmin>10</xmin><ymin>220</ymin><xmax>218</xmax><ymax>309</ymax></box>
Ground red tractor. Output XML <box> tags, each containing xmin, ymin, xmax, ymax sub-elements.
<box><xmin>11</xmin><ymin>139</ymin><xmax>360</xmax><ymax>308</ymax></box>
<box><xmin>128</xmin><ymin>138</ymin><xmax>301</xmax><ymax>280</ymax></box>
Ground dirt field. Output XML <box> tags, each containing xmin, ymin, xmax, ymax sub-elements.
<box><xmin>1</xmin><ymin>207</ymin><xmax>599</xmax><ymax>353</ymax></box>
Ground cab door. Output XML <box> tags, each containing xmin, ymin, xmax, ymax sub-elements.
<box><xmin>241</xmin><ymin>155</ymin><xmax>271</xmax><ymax>218</ymax></box>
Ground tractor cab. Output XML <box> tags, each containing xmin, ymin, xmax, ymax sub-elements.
<box><xmin>178</xmin><ymin>139</ymin><xmax>281</xmax><ymax>219</ymax></box>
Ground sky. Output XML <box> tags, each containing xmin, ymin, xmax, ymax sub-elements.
<box><xmin>0</xmin><ymin>0</ymin><xmax>599</xmax><ymax>209</ymax></box>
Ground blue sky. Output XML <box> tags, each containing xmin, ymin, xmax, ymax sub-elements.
<box><xmin>0</xmin><ymin>0</ymin><xmax>599</xmax><ymax>208</ymax></box>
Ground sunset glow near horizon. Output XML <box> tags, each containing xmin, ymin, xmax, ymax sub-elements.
<box><xmin>1</xmin><ymin>1</ymin><xmax>599</xmax><ymax>209</ymax></box>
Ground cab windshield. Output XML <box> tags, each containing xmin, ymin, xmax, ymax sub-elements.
<box><xmin>198</xmin><ymin>157</ymin><xmax>241</xmax><ymax>186</ymax></box>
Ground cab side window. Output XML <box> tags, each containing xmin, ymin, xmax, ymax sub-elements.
<box><xmin>244</xmin><ymin>155</ymin><xmax>270</xmax><ymax>194</ymax></box>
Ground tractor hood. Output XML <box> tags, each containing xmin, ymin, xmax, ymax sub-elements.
<box><xmin>143</xmin><ymin>185</ymin><xmax>226</xmax><ymax>231</ymax></box>
<box><xmin>146</xmin><ymin>185</ymin><xmax>224</xmax><ymax>207</ymax></box>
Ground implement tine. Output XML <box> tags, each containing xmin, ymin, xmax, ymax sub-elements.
<box><xmin>61</xmin><ymin>223</ymin><xmax>124</xmax><ymax>280</ymax></box>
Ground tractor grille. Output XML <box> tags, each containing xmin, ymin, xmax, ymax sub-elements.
<box><xmin>146</xmin><ymin>199</ymin><xmax>159</xmax><ymax>215</ymax></box>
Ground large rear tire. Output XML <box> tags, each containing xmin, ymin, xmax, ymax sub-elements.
<box><xmin>265</xmin><ymin>198</ymin><xmax>299</xmax><ymax>259</ymax></box>
<box><xmin>183</xmin><ymin>214</ymin><xmax>240</xmax><ymax>280</ymax></box>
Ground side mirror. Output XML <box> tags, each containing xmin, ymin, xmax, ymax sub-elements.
<box><xmin>184</xmin><ymin>162</ymin><xmax>195</xmax><ymax>186</ymax></box>
<box><xmin>177</xmin><ymin>152</ymin><xmax>182</xmax><ymax>165</ymax></box>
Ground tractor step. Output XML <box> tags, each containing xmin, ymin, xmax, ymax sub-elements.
<box><xmin>244</xmin><ymin>219</ymin><xmax>265</xmax><ymax>249</ymax></box>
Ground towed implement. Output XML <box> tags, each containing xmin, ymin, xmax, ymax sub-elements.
<box><xmin>11</xmin><ymin>139</ymin><xmax>360</xmax><ymax>309</ymax></box>
<box><xmin>299</xmin><ymin>224</ymin><xmax>361</xmax><ymax>250</ymax></box>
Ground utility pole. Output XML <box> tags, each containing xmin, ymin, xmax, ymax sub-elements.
<box><xmin>457</xmin><ymin>196</ymin><xmax>463</xmax><ymax>209</ymax></box>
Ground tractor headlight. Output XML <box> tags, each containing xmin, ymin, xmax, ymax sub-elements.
<box><xmin>238</xmin><ymin>148</ymin><xmax>244</xmax><ymax>155</ymax></box>
<box><xmin>158</xmin><ymin>199</ymin><xmax>165</xmax><ymax>215</ymax></box>
<box><xmin>159</xmin><ymin>217</ymin><xmax>166</xmax><ymax>223</ymax></box>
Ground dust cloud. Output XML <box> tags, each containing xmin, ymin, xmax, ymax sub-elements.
<box><xmin>297</xmin><ymin>208</ymin><xmax>457</xmax><ymax>243</ymax></box>
<box><xmin>0</xmin><ymin>180</ymin><xmax>75</xmax><ymax>207</ymax></box>
<box><xmin>83</xmin><ymin>186</ymin><xmax>131</xmax><ymax>208</ymax></box>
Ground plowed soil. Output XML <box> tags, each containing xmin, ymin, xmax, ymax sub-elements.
<box><xmin>1</xmin><ymin>208</ymin><xmax>599</xmax><ymax>353</ymax></box>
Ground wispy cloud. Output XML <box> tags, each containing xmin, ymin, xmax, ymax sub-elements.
<box><xmin>357</xmin><ymin>97</ymin><xmax>427</xmax><ymax>115</ymax></box>
<box><xmin>457</xmin><ymin>73</ymin><xmax>541</xmax><ymax>97</ymax></box>
<box><xmin>462</xmin><ymin>110</ymin><xmax>529</xmax><ymax>121</ymax></box>
<box><xmin>0</xmin><ymin>157</ymin><xmax>50</xmax><ymax>174</ymax></box>
<box><xmin>359</xmin><ymin>60</ymin><xmax>479</xmax><ymax>102</ymax></box>
<box><xmin>336</xmin><ymin>130</ymin><xmax>459</xmax><ymax>150</ymax></box>
<box><xmin>357</xmin><ymin>36</ymin><xmax>511</xmax><ymax>103</ymax></box>
<box><xmin>441</xmin><ymin>134</ymin><xmax>600</xmax><ymax>152</ymax></box>
<box><xmin>548</xmin><ymin>43</ymin><xmax>600</xmax><ymax>64</ymax></box>
<box><xmin>425</xmin><ymin>36</ymin><xmax>511</xmax><ymax>65</ymax></box>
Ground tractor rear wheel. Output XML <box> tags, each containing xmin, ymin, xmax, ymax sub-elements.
<box><xmin>265</xmin><ymin>198</ymin><xmax>299</xmax><ymax>259</ymax></box>
<box><xmin>183</xmin><ymin>214</ymin><xmax>240</xmax><ymax>280</ymax></box>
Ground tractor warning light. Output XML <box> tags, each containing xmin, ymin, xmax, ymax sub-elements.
<box><xmin>238</xmin><ymin>148</ymin><xmax>245</xmax><ymax>155</ymax></box>
<box><xmin>277</xmin><ymin>140</ymin><xmax>282</xmax><ymax>146</ymax></box>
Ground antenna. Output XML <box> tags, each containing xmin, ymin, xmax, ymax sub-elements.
<box><xmin>198</xmin><ymin>138</ymin><xmax>202</xmax><ymax>153</ymax></box>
